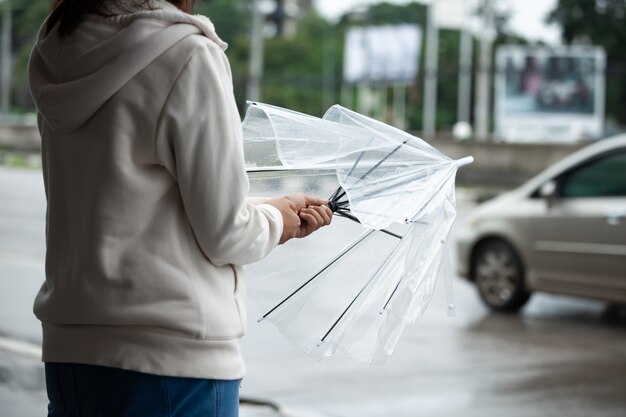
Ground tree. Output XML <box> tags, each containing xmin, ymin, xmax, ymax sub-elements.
<box><xmin>11</xmin><ymin>0</ymin><xmax>50</xmax><ymax>111</ymax></box>
<box><xmin>261</xmin><ymin>10</ymin><xmax>332</xmax><ymax>116</ymax></box>
<box><xmin>195</xmin><ymin>0</ymin><xmax>251</xmax><ymax>47</ymax></box>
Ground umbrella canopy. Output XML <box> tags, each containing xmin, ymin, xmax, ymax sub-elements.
<box><xmin>244</xmin><ymin>101</ymin><xmax>472</xmax><ymax>229</ymax></box>
<box><xmin>243</xmin><ymin>102</ymin><xmax>472</xmax><ymax>363</ymax></box>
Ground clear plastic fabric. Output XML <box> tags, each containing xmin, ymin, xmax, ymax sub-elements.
<box><xmin>243</xmin><ymin>102</ymin><xmax>471</xmax><ymax>364</ymax></box>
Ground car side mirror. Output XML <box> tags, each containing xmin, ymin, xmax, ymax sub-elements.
<box><xmin>539</xmin><ymin>180</ymin><xmax>557</xmax><ymax>208</ymax></box>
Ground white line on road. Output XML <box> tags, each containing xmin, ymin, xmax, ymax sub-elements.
<box><xmin>0</xmin><ymin>336</ymin><xmax>41</xmax><ymax>359</ymax></box>
<box><xmin>0</xmin><ymin>251</ymin><xmax>44</xmax><ymax>268</ymax></box>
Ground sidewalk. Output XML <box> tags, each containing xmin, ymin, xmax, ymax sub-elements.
<box><xmin>0</xmin><ymin>349</ymin><xmax>47</xmax><ymax>417</ymax></box>
<box><xmin>0</xmin><ymin>345</ymin><xmax>332</xmax><ymax>417</ymax></box>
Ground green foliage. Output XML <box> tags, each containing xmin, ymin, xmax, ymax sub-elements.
<box><xmin>0</xmin><ymin>150</ymin><xmax>42</xmax><ymax>169</ymax></box>
<box><xmin>261</xmin><ymin>11</ymin><xmax>331</xmax><ymax>116</ymax></box>
<box><xmin>339</xmin><ymin>2</ymin><xmax>427</xmax><ymax>26</ymax></box>
<box><xmin>17</xmin><ymin>0</ymin><xmax>619</xmax><ymax>134</ymax></box>
<box><xmin>7</xmin><ymin>0</ymin><xmax>461</xmax><ymax>131</ymax></box>
<box><xmin>194</xmin><ymin>0</ymin><xmax>250</xmax><ymax>46</ymax></box>
<box><xmin>194</xmin><ymin>0</ymin><xmax>252</xmax><ymax>113</ymax></box>
<box><xmin>547</xmin><ymin>0</ymin><xmax>626</xmax><ymax>125</ymax></box>
<box><xmin>11</xmin><ymin>0</ymin><xmax>51</xmax><ymax>110</ymax></box>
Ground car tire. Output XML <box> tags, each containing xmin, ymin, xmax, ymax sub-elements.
<box><xmin>472</xmin><ymin>239</ymin><xmax>530</xmax><ymax>312</ymax></box>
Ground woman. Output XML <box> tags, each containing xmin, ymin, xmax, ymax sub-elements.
<box><xmin>28</xmin><ymin>0</ymin><xmax>332</xmax><ymax>416</ymax></box>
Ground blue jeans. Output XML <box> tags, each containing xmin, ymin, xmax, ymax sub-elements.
<box><xmin>45</xmin><ymin>363</ymin><xmax>240</xmax><ymax>417</ymax></box>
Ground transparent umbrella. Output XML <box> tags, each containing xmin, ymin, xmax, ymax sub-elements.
<box><xmin>243</xmin><ymin>102</ymin><xmax>473</xmax><ymax>364</ymax></box>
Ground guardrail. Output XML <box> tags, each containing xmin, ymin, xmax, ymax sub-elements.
<box><xmin>0</xmin><ymin>121</ymin><xmax>588</xmax><ymax>188</ymax></box>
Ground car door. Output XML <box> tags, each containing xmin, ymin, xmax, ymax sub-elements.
<box><xmin>529</xmin><ymin>149</ymin><xmax>626</xmax><ymax>300</ymax></box>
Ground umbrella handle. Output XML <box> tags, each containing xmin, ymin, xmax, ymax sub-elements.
<box><xmin>455</xmin><ymin>156</ymin><xmax>474</xmax><ymax>168</ymax></box>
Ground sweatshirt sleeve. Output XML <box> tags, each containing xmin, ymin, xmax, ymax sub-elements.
<box><xmin>155</xmin><ymin>40</ymin><xmax>283</xmax><ymax>267</ymax></box>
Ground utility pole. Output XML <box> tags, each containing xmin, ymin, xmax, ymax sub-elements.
<box><xmin>474</xmin><ymin>0</ymin><xmax>494</xmax><ymax>140</ymax></box>
<box><xmin>247</xmin><ymin>0</ymin><xmax>265</xmax><ymax>102</ymax></box>
<box><xmin>1</xmin><ymin>0</ymin><xmax>11</xmax><ymax>115</ymax></box>
<box><xmin>422</xmin><ymin>0</ymin><xmax>439</xmax><ymax>138</ymax></box>
<box><xmin>322</xmin><ymin>28</ymin><xmax>336</xmax><ymax>112</ymax></box>
<box><xmin>457</xmin><ymin>0</ymin><xmax>472</xmax><ymax>124</ymax></box>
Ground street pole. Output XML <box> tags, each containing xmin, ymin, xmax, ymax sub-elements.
<box><xmin>457</xmin><ymin>0</ymin><xmax>473</xmax><ymax>124</ymax></box>
<box><xmin>474</xmin><ymin>0</ymin><xmax>493</xmax><ymax>140</ymax></box>
<box><xmin>247</xmin><ymin>0</ymin><xmax>265</xmax><ymax>102</ymax></box>
<box><xmin>422</xmin><ymin>0</ymin><xmax>438</xmax><ymax>138</ymax></box>
<box><xmin>1</xmin><ymin>0</ymin><xmax>11</xmax><ymax>115</ymax></box>
<box><xmin>322</xmin><ymin>27</ymin><xmax>336</xmax><ymax>112</ymax></box>
<box><xmin>393</xmin><ymin>84</ymin><xmax>406</xmax><ymax>129</ymax></box>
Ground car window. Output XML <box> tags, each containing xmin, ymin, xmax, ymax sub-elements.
<box><xmin>561</xmin><ymin>151</ymin><xmax>626</xmax><ymax>198</ymax></box>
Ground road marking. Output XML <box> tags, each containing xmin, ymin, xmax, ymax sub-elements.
<box><xmin>0</xmin><ymin>336</ymin><xmax>41</xmax><ymax>359</ymax></box>
<box><xmin>0</xmin><ymin>250</ymin><xmax>44</xmax><ymax>268</ymax></box>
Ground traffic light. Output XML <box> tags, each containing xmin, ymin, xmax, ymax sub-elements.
<box><xmin>267</xmin><ymin>0</ymin><xmax>288</xmax><ymax>37</ymax></box>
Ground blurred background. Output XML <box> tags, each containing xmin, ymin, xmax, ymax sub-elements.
<box><xmin>1</xmin><ymin>1</ymin><xmax>625</xmax><ymax>417</ymax></box>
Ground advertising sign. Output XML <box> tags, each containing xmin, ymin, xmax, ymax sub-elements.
<box><xmin>495</xmin><ymin>46</ymin><xmax>606</xmax><ymax>142</ymax></box>
<box><xmin>434</xmin><ymin>0</ymin><xmax>468</xmax><ymax>29</ymax></box>
<box><xmin>343</xmin><ymin>24</ymin><xmax>422</xmax><ymax>85</ymax></box>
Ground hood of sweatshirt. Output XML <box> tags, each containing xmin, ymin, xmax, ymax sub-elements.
<box><xmin>28</xmin><ymin>0</ymin><xmax>227</xmax><ymax>133</ymax></box>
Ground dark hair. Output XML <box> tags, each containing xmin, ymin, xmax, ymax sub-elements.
<box><xmin>47</xmin><ymin>0</ymin><xmax>195</xmax><ymax>36</ymax></box>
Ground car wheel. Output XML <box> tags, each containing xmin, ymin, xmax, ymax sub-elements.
<box><xmin>473</xmin><ymin>240</ymin><xmax>530</xmax><ymax>312</ymax></box>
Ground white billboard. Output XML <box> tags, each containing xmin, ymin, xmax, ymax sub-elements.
<box><xmin>343</xmin><ymin>24</ymin><xmax>422</xmax><ymax>85</ymax></box>
<box><xmin>495</xmin><ymin>46</ymin><xmax>606</xmax><ymax>142</ymax></box>
<box><xmin>434</xmin><ymin>0</ymin><xmax>469</xmax><ymax>29</ymax></box>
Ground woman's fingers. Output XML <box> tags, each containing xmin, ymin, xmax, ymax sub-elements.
<box><xmin>304</xmin><ymin>206</ymin><xmax>331</xmax><ymax>226</ymax></box>
<box><xmin>284</xmin><ymin>193</ymin><xmax>329</xmax><ymax>210</ymax></box>
<box><xmin>299</xmin><ymin>207</ymin><xmax>323</xmax><ymax>228</ymax></box>
<box><xmin>297</xmin><ymin>205</ymin><xmax>333</xmax><ymax>238</ymax></box>
<box><xmin>320</xmin><ymin>205</ymin><xmax>332</xmax><ymax>225</ymax></box>
<box><xmin>303</xmin><ymin>195</ymin><xmax>329</xmax><ymax>207</ymax></box>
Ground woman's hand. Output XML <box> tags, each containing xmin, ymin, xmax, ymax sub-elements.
<box><xmin>266</xmin><ymin>193</ymin><xmax>333</xmax><ymax>244</ymax></box>
<box><xmin>284</xmin><ymin>193</ymin><xmax>328</xmax><ymax>210</ymax></box>
<box><xmin>265</xmin><ymin>197</ymin><xmax>301</xmax><ymax>244</ymax></box>
<box><xmin>296</xmin><ymin>204</ymin><xmax>333</xmax><ymax>239</ymax></box>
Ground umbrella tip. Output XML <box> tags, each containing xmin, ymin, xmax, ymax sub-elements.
<box><xmin>455</xmin><ymin>156</ymin><xmax>474</xmax><ymax>168</ymax></box>
<box><xmin>447</xmin><ymin>304</ymin><xmax>456</xmax><ymax>317</ymax></box>
<box><xmin>256</xmin><ymin>316</ymin><xmax>266</xmax><ymax>323</ymax></box>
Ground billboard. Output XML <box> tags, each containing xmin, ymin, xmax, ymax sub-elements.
<box><xmin>434</xmin><ymin>0</ymin><xmax>468</xmax><ymax>29</ymax></box>
<box><xmin>495</xmin><ymin>46</ymin><xmax>606</xmax><ymax>142</ymax></box>
<box><xmin>343</xmin><ymin>24</ymin><xmax>422</xmax><ymax>85</ymax></box>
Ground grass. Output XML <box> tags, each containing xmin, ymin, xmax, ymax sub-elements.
<box><xmin>0</xmin><ymin>151</ymin><xmax>42</xmax><ymax>170</ymax></box>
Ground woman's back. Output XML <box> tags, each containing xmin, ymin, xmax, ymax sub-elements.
<box><xmin>29</xmin><ymin>0</ymin><xmax>283</xmax><ymax>379</ymax></box>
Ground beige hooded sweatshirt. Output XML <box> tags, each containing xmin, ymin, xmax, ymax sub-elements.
<box><xmin>27</xmin><ymin>0</ymin><xmax>283</xmax><ymax>379</ymax></box>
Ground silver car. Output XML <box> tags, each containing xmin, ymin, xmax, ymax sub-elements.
<box><xmin>456</xmin><ymin>135</ymin><xmax>626</xmax><ymax>311</ymax></box>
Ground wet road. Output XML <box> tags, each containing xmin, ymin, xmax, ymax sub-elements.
<box><xmin>1</xmin><ymin>166</ymin><xmax>625</xmax><ymax>417</ymax></box>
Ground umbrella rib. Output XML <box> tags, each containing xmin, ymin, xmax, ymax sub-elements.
<box><xmin>319</xmin><ymin>286</ymin><xmax>367</xmax><ymax>345</ymax></box>
<box><xmin>329</xmin><ymin>135</ymin><xmax>374</xmax><ymax>202</ymax></box>
<box><xmin>258</xmin><ymin>229</ymin><xmax>377</xmax><ymax>322</ymax></box>
<box><xmin>381</xmin><ymin>219</ymin><xmax>454</xmax><ymax>314</ymax></box>
<box><xmin>345</xmin><ymin>147</ymin><xmax>368</xmax><ymax>178</ymax></box>
<box><xmin>404</xmin><ymin>169</ymin><xmax>456</xmax><ymax>223</ymax></box>
<box><xmin>358</xmin><ymin>140</ymin><xmax>408</xmax><ymax>180</ymax></box>
<box><xmin>329</xmin><ymin>139</ymin><xmax>410</xmax><ymax>210</ymax></box>
<box><xmin>335</xmin><ymin>211</ymin><xmax>403</xmax><ymax>240</ymax></box>
<box><xmin>381</xmin><ymin>279</ymin><xmax>402</xmax><ymax>311</ymax></box>
<box><xmin>319</xmin><ymin>233</ymin><xmax>405</xmax><ymax>344</ymax></box>
<box><xmin>334</xmin><ymin>210</ymin><xmax>360</xmax><ymax>223</ymax></box>
<box><xmin>329</xmin><ymin>185</ymin><xmax>343</xmax><ymax>202</ymax></box>
<box><xmin>378</xmin><ymin>229</ymin><xmax>403</xmax><ymax>240</ymax></box>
